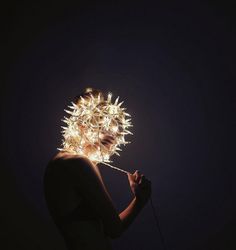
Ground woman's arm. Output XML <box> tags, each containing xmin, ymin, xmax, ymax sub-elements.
<box><xmin>66</xmin><ymin>157</ymin><xmax>151</xmax><ymax>238</ymax></box>
<box><xmin>119</xmin><ymin>171</ymin><xmax>152</xmax><ymax>232</ymax></box>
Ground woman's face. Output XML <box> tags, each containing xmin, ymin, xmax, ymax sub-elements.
<box><xmin>83</xmin><ymin>133</ymin><xmax>115</xmax><ymax>160</ymax></box>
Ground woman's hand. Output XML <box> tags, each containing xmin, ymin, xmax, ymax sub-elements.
<box><xmin>127</xmin><ymin>170</ymin><xmax>152</xmax><ymax>206</ymax></box>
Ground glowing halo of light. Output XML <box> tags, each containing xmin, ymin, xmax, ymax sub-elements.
<box><xmin>57</xmin><ymin>88</ymin><xmax>133</xmax><ymax>167</ymax></box>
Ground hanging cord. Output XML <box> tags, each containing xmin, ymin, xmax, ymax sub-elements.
<box><xmin>150</xmin><ymin>196</ymin><xmax>168</xmax><ymax>250</ymax></box>
<box><xmin>101</xmin><ymin>162</ymin><xmax>168</xmax><ymax>250</ymax></box>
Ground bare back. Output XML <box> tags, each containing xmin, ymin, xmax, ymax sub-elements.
<box><xmin>43</xmin><ymin>152</ymin><xmax>112</xmax><ymax>250</ymax></box>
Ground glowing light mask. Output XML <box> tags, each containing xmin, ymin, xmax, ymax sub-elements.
<box><xmin>58</xmin><ymin>92</ymin><xmax>133</xmax><ymax>166</ymax></box>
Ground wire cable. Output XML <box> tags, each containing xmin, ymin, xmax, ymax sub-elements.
<box><xmin>101</xmin><ymin>162</ymin><xmax>168</xmax><ymax>249</ymax></box>
<box><xmin>150</xmin><ymin>196</ymin><xmax>168</xmax><ymax>250</ymax></box>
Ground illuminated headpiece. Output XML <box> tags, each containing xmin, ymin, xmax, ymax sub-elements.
<box><xmin>58</xmin><ymin>88</ymin><xmax>133</xmax><ymax>167</ymax></box>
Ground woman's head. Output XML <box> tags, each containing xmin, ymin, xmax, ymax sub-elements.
<box><xmin>59</xmin><ymin>87</ymin><xmax>132</xmax><ymax>164</ymax></box>
<box><xmin>74</xmin><ymin>87</ymin><xmax>117</xmax><ymax>138</ymax></box>
<box><xmin>73</xmin><ymin>87</ymin><xmax>115</xmax><ymax>145</ymax></box>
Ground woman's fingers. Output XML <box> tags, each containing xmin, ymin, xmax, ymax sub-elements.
<box><xmin>133</xmin><ymin>170</ymin><xmax>141</xmax><ymax>182</ymax></box>
<box><xmin>137</xmin><ymin>174</ymin><xmax>144</xmax><ymax>184</ymax></box>
<box><xmin>128</xmin><ymin>170</ymin><xmax>141</xmax><ymax>186</ymax></box>
<box><xmin>130</xmin><ymin>170</ymin><xmax>151</xmax><ymax>186</ymax></box>
<box><xmin>139</xmin><ymin>175</ymin><xmax>151</xmax><ymax>189</ymax></box>
<box><xmin>139</xmin><ymin>175</ymin><xmax>145</xmax><ymax>184</ymax></box>
<box><xmin>133</xmin><ymin>170</ymin><xmax>150</xmax><ymax>185</ymax></box>
<box><xmin>127</xmin><ymin>172</ymin><xmax>136</xmax><ymax>183</ymax></box>
<box><xmin>127</xmin><ymin>170</ymin><xmax>152</xmax><ymax>200</ymax></box>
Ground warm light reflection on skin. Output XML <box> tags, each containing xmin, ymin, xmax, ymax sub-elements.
<box><xmin>83</xmin><ymin>134</ymin><xmax>115</xmax><ymax>165</ymax></box>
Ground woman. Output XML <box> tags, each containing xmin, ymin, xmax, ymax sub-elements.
<box><xmin>44</xmin><ymin>89</ymin><xmax>152</xmax><ymax>250</ymax></box>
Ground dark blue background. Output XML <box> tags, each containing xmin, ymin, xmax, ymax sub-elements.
<box><xmin>2</xmin><ymin>1</ymin><xmax>235</xmax><ymax>249</ymax></box>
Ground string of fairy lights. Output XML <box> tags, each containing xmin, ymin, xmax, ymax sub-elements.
<box><xmin>58</xmin><ymin>89</ymin><xmax>133</xmax><ymax>170</ymax></box>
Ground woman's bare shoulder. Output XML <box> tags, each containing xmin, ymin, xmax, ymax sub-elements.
<box><xmin>51</xmin><ymin>152</ymin><xmax>89</xmax><ymax>164</ymax></box>
<box><xmin>50</xmin><ymin>152</ymin><xmax>95</xmax><ymax>175</ymax></box>
<box><xmin>46</xmin><ymin>152</ymin><xmax>91</xmax><ymax>176</ymax></box>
